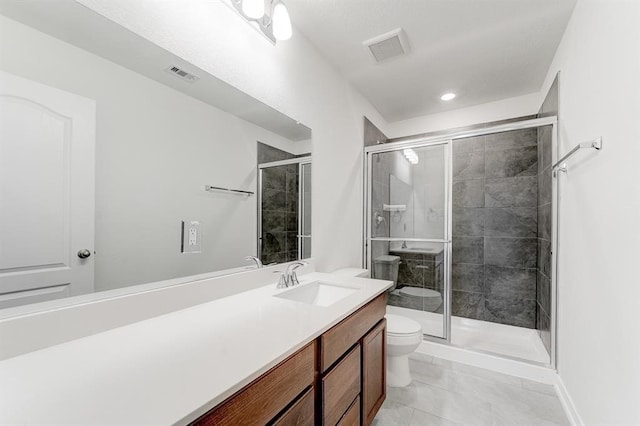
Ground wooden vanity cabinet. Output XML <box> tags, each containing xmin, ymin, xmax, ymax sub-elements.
<box><xmin>192</xmin><ymin>342</ymin><xmax>315</xmax><ymax>426</ymax></box>
<box><xmin>319</xmin><ymin>293</ymin><xmax>386</xmax><ymax>426</ymax></box>
<box><xmin>361</xmin><ymin>319</ymin><xmax>386</xmax><ymax>425</ymax></box>
<box><xmin>337</xmin><ymin>395</ymin><xmax>360</xmax><ymax>426</ymax></box>
<box><xmin>321</xmin><ymin>345</ymin><xmax>361</xmax><ymax>425</ymax></box>
<box><xmin>272</xmin><ymin>387</ymin><xmax>315</xmax><ymax>426</ymax></box>
<box><xmin>320</xmin><ymin>294</ymin><xmax>386</xmax><ymax>373</ymax></box>
<box><xmin>191</xmin><ymin>293</ymin><xmax>387</xmax><ymax>426</ymax></box>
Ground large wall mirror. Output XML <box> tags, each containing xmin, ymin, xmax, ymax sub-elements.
<box><xmin>0</xmin><ymin>1</ymin><xmax>312</xmax><ymax>315</ymax></box>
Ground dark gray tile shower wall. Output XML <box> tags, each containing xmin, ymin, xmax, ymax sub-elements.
<box><xmin>260</xmin><ymin>164</ymin><xmax>299</xmax><ymax>264</ymax></box>
<box><xmin>365</xmin><ymin>116</ymin><xmax>392</xmax><ymax>262</ymax></box>
<box><xmin>452</xmin><ymin>129</ymin><xmax>539</xmax><ymax>328</ymax></box>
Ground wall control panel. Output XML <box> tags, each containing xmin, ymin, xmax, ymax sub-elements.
<box><xmin>181</xmin><ymin>220</ymin><xmax>202</xmax><ymax>253</ymax></box>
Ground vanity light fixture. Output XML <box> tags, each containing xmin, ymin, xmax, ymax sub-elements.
<box><xmin>231</xmin><ymin>0</ymin><xmax>292</xmax><ymax>43</ymax></box>
<box><xmin>440</xmin><ymin>92</ymin><xmax>456</xmax><ymax>101</ymax></box>
<box><xmin>272</xmin><ymin>2</ymin><xmax>292</xmax><ymax>41</ymax></box>
<box><xmin>242</xmin><ymin>0</ymin><xmax>265</xmax><ymax>19</ymax></box>
<box><xmin>403</xmin><ymin>148</ymin><xmax>419</xmax><ymax>165</ymax></box>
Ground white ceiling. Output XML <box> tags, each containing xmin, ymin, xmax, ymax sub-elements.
<box><xmin>286</xmin><ymin>0</ymin><xmax>576</xmax><ymax>122</ymax></box>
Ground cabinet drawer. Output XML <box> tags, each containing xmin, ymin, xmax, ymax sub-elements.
<box><xmin>321</xmin><ymin>293</ymin><xmax>386</xmax><ymax>372</ymax></box>
<box><xmin>192</xmin><ymin>342</ymin><xmax>315</xmax><ymax>426</ymax></box>
<box><xmin>337</xmin><ymin>395</ymin><xmax>360</xmax><ymax>426</ymax></box>
<box><xmin>322</xmin><ymin>344</ymin><xmax>361</xmax><ymax>425</ymax></box>
<box><xmin>272</xmin><ymin>387</ymin><xmax>314</xmax><ymax>426</ymax></box>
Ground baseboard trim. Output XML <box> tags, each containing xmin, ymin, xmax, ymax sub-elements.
<box><xmin>555</xmin><ymin>375</ymin><xmax>583</xmax><ymax>426</ymax></box>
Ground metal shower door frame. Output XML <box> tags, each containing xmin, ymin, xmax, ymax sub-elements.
<box><xmin>364</xmin><ymin>139</ymin><xmax>453</xmax><ymax>341</ymax></box>
<box><xmin>363</xmin><ymin>115</ymin><xmax>559</xmax><ymax>369</ymax></box>
<box><xmin>297</xmin><ymin>159</ymin><xmax>312</xmax><ymax>260</ymax></box>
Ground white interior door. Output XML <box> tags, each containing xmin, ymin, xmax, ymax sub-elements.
<box><xmin>0</xmin><ymin>71</ymin><xmax>95</xmax><ymax>309</ymax></box>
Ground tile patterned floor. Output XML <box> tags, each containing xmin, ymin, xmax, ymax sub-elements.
<box><xmin>373</xmin><ymin>354</ymin><xmax>569</xmax><ymax>426</ymax></box>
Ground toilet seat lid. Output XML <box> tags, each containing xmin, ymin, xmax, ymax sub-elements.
<box><xmin>399</xmin><ymin>287</ymin><xmax>441</xmax><ymax>299</ymax></box>
<box><xmin>385</xmin><ymin>314</ymin><xmax>422</xmax><ymax>335</ymax></box>
<box><xmin>374</xmin><ymin>255</ymin><xmax>401</xmax><ymax>264</ymax></box>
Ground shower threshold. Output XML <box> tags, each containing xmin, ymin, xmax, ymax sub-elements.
<box><xmin>387</xmin><ymin>305</ymin><xmax>550</xmax><ymax>365</ymax></box>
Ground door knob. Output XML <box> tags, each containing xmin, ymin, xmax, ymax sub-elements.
<box><xmin>77</xmin><ymin>249</ymin><xmax>92</xmax><ymax>259</ymax></box>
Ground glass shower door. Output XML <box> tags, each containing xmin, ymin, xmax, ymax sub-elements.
<box><xmin>367</xmin><ymin>141</ymin><xmax>451</xmax><ymax>340</ymax></box>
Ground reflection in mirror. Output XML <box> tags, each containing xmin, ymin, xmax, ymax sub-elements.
<box><xmin>258</xmin><ymin>143</ymin><xmax>312</xmax><ymax>264</ymax></box>
<box><xmin>0</xmin><ymin>2</ymin><xmax>311</xmax><ymax>313</ymax></box>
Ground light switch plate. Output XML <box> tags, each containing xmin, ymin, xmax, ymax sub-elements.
<box><xmin>181</xmin><ymin>220</ymin><xmax>202</xmax><ymax>253</ymax></box>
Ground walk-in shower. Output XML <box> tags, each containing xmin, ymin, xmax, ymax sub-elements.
<box><xmin>365</xmin><ymin>117</ymin><xmax>557</xmax><ymax>366</ymax></box>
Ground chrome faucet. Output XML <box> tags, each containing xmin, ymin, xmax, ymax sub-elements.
<box><xmin>278</xmin><ymin>261</ymin><xmax>308</xmax><ymax>288</ymax></box>
<box><xmin>401</xmin><ymin>240</ymin><xmax>407</xmax><ymax>249</ymax></box>
<box><xmin>244</xmin><ymin>256</ymin><xmax>263</xmax><ymax>269</ymax></box>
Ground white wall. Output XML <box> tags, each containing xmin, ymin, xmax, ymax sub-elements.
<box><xmin>74</xmin><ymin>0</ymin><xmax>390</xmax><ymax>273</ymax></box>
<box><xmin>538</xmin><ymin>1</ymin><xmax>640</xmax><ymax>424</ymax></box>
<box><xmin>0</xmin><ymin>15</ymin><xmax>303</xmax><ymax>291</ymax></box>
<box><xmin>387</xmin><ymin>92</ymin><xmax>541</xmax><ymax>138</ymax></box>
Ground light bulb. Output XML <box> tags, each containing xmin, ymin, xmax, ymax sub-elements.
<box><xmin>440</xmin><ymin>92</ymin><xmax>456</xmax><ymax>101</ymax></box>
<box><xmin>272</xmin><ymin>2</ymin><xmax>292</xmax><ymax>41</ymax></box>
<box><xmin>403</xmin><ymin>149</ymin><xmax>419</xmax><ymax>164</ymax></box>
<box><xmin>242</xmin><ymin>0</ymin><xmax>264</xmax><ymax>19</ymax></box>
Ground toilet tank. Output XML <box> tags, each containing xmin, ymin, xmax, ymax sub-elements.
<box><xmin>373</xmin><ymin>255</ymin><xmax>401</xmax><ymax>289</ymax></box>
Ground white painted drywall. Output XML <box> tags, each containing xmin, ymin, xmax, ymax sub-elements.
<box><xmin>538</xmin><ymin>1</ymin><xmax>640</xmax><ymax>424</ymax></box>
<box><xmin>0</xmin><ymin>15</ymin><xmax>303</xmax><ymax>291</ymax></box>
<box><xmin>386</xmin><ymin>92</ymin><xmax>541</xmax><ymax>138</ymax></box>
<box><xmin>73</xmin><ymin>0</ymin><xmax>390</xmax><ymax>273</ymax></box>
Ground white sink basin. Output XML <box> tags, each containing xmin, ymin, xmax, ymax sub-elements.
<box><xmin>274</xmin><ymin>281</ymin><xmax>358</xmax><ymax>307</ymax></box>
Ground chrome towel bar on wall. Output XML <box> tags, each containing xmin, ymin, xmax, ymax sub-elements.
<box><xmin>552</xmin><ymin>137</ymin><xmax>602</xmax><ymax>177</ymax></box>
<box><xmin>204</xmin><ymin>185</ymin><xmax>254</xmax><ymax>196</ymax></box>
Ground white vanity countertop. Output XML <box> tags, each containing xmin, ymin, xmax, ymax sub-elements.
<box><xmin>0</xmin><ymin>272</ymin><xmax>391</xmax><ymax>425</ymax></box>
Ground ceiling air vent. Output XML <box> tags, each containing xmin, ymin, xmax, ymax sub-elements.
<box><xmin>363</xmin><ymin>28</ymin><xmax>410</xmax><ymax>63</ymax></box>
<box><xmin>164</xmin><ymin>65</ymin><xmax>200</xmax><ymax>83</ymax></box>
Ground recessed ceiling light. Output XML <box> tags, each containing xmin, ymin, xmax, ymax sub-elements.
<box><xmin>440</xmin><ymin>93</ymin><xmax>456</xmax><ymax>101</ymax></box>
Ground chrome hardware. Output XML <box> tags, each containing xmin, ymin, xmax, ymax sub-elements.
<box><xmin>244</xmin><ymin>256</ymin><xmax>263</xmax><ymax>268</ymax></box>
<box><xmin>77</xmin><ymin>249</ymin><xmax>91</xmax><ymax>259</ymax></box>
<box><xmin>374</xmin><ymin>211</ymin><xmax>385</xmax><ymax>226</ymax></box>
<box><xmin>277</xmin><ymin>261</ymin><xmax>308</xmax><ymax>288</ymax></box>
<box><xmin>401</xmin><ymin>240</ymin><xmax>407</xmax><ymax>249</ymax></box>
<box><xmin>552</xmin><ymin>137</ymin><xmax>602</xmax><ymax>177</ymax></box>
<box><xmin>205</xmin><ymin>185</ymin><xmax>254</xmax><ymax>196</ymax></box>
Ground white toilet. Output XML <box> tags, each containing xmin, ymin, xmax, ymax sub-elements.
<box><xmin>398</xmin><ymin>286</ymin><xmax>443</xmax><ymax>312</ymax></box>
<box><xmin>374</xmin><ymin>255</ymin><xmax>424</xmax><ymax>387</ymax></box>
<box><xmin>385</xmin><ymin>314</ymin><xmax>423</xmax><ymax>387</ymax></box>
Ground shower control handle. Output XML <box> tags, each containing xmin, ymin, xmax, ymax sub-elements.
<box><xmin>77</xmin><ymin>249</ymin><xmax>92</xmax><ymax>259</ymax></box>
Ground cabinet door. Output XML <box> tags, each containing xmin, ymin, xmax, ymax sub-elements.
<box><xmin>361</xmin><ymin>319</ymin><xmax>386</xmax><ymax>425</ymax></box>
<box><xmin>272</xmin><ymin>387</ymin><xmax>314</xmax><ymax>426</ymax></box>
